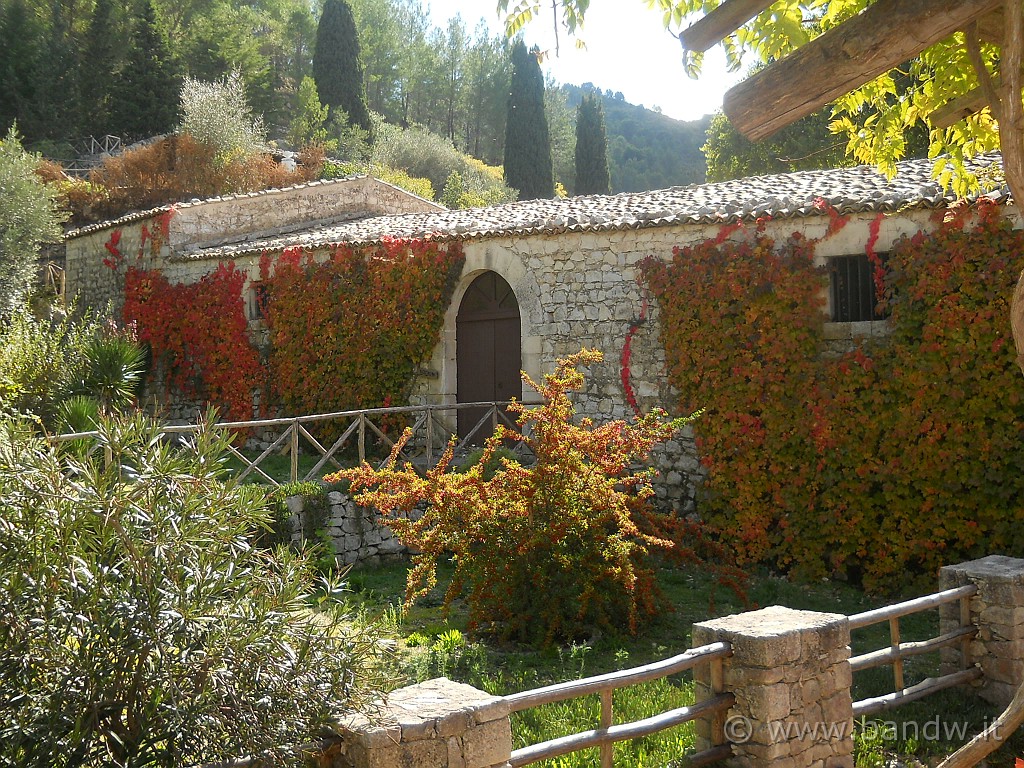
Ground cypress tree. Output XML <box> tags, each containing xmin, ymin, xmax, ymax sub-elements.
<box><xmin>312</xmin><ymin>0</ymin><xmax>372</xmax><ymax>135</ymax></box>
<box><xmin>110</xmin><ymin>0</ymin><xmax>179</xmax><ymax>141</ymax></box>
<box><xmin>503</xmin><ymin>41</ymin><xmax>554</xmax><ymax>200</ymax></box>
<box><xmin>573</xmin><ymin>93</ymin><xmax>610</xmax><ymax>195</ymax></box>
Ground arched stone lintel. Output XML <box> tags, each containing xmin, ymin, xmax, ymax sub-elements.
<box><xmin>427</xmin><ymin>242</ymin><xmax>543</xmax><ymax>406</ymax></box>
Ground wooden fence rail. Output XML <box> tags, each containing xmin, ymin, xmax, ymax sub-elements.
<box><xmin>51</xmin><ymin>401</ymin><xmax>534</xmax><ymax>486</ymax></box>
<box><xmin>504</xmin><ymin>642</ymin><xmax>735</xmax><ymax>768</ymax></box>
<box><xmin>848</xmin><ymin>584</ymin><xmax>981</xmax><ymax>718</ymax></box>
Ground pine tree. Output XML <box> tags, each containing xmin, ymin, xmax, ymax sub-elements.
<box><xmin>313</xmin><ymin>0</ymin><xmax>372</xmax><ymax>135</ymax></box>
<box><xmin>110</xmin><ymin>0</ymin><xmax>179</xmax><ymax>141</ymax></box>
<box><xmin>573</xmin><ymin>93</ymin><xmax>610</xmax><ymax>195</ymax></box>
<box><xmin>503</xmin><ymin>41</ymin><xmax>553</xmax><ymax>200</ymax></box>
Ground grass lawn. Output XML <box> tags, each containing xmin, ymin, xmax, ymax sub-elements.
<box><xmin>342</xmin><ymin>559</ymin><xmax>1024</xmax><ymax>768</ymax></box>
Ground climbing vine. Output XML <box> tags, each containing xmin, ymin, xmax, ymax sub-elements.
<box><xmin>259</xmin><ymin>238</ymin><xmax>464</xmax><ymax>429</ymax></box>
<box><xmin>116</xmin><ymin>218</ymin><xmax>462</xmax><ymax>427</ymax></box>
<box><xmin>644</xmin><ymin>201</ymin><xmax>1024</xmax><ymax>591</ymax></box>
<box><xmin>123</xmin><ymin>262</ymin><xmax>262</xmax><ymax>422</ymax></box>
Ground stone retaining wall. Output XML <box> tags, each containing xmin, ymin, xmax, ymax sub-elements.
<box><xmin>283</xmin><ymin>491</ymin><xmax>414</xmax><ymax>566</ymax></box>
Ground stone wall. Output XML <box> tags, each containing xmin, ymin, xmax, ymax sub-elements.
<box><xmin>283</xmin><ymin>491</ymin><xmax>414</xmax><ymax>566</ymax></box>
<box><xmin>64</xmin><ymin>190</ymin><xmax>959</xmax><ymax>514</ymax></box>
<box><xmin>63</xmin><ymin>176</ymin><xmax>442</xmax><ymax>315</ymax></box>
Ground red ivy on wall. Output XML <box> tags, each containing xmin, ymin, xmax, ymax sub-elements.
<box><xmin>124</xmin><ymin>262</ymin><xmax>262</xmax><ymax>422</ymax></box>
<box><xmin>259</xmin><ymin>238</ymin><xmax>465</xmax><ymax>430</ymax></box>
<box><xmin>644</xmin><ymin>202</ymin><xmax>1024</xmax><ymax>591</ymax></box>
<box><xmin>115</xmin><ymin>218</ymin><xmax>463</xmax><ymax>427</ymax></box>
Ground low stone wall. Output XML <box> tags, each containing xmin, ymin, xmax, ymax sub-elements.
<box><xmin>284</xmin><ymin>491</ymin><xmax>414</xmax><ymax>566</ymax></box>
<box><xmin>326</xmin><ymin>557</ymin><xmax>1024</xmax><ymax>768</ymax></box>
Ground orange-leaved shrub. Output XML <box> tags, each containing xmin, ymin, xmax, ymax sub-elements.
<box><xmin>644</xmin><ymin>202</ymin><xmax>1024</xmax><ymax>591</ymax></box>
<box><xmin>67</xmin><ymin>136</ymin><xmax>323</xmax><ymax>225</ymax></box>
<box><xmin>331</xmin><ymin>349</ymin><xmax>745</xmax><ymax>645</ymax></box>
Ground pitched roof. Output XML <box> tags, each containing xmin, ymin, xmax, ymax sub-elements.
<box><xmin>148</xmin><ymin>153</ymin><xmax>1001</xmax><ymax>260</ymax></box>
<box><xmin>65</xmin><ymin>174</ymin><xmax>440</xmax><ymax>239</ymax></box>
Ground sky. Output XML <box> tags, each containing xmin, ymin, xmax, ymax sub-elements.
<box><xmin>424</xmin><ymin>1</ymin><xmax>745</xmax><ymax>123</ymax></box>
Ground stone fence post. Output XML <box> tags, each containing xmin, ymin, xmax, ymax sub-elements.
<box><xmin>332</xmin><ymin>678</ymin><xmax>512</xmax><ymax>768</ymax></box>
<box><xmin>692</xmin><ymin>606</ymin><xmax>854</xmax><ymax>768</ymax></box>
<box><xmin>939</xmin><ymin>554</ymin><xmax>1024</xmax><ymax>707</ymax></box>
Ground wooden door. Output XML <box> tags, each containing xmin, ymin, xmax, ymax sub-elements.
<box><xmin>456</xmin><ymin>272</ymin><xmax>521</xmax><ymax>441</ymax></box>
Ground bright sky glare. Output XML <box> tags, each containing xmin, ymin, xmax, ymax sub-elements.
<box><xmin>425</xmin><ymin>1</ymin><xmax>745</xmax><ymax>123</ymax></box>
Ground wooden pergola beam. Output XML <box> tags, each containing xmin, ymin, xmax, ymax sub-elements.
<box><xmin>678</xmin><ymin>0</ymin><xmax>776</xmax><ymax>53</ymax></box>
<box><xmin>976</xmin><ymin>8</ymin><xmax>1005</xmax><ymax>44</ymax></box>
<box><xmin>723</xmin><ymin>0</ymin><xmax>1003</xmax><ymax>142</ymax></box>
<box><xmin>930</xmin><ymin>84</ymin><xmax>994</xmax><ymax>129</ymax></box>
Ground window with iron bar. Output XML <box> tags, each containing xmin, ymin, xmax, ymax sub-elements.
<box><xmin>829</xmin><ymin>254</ymin><xmax>889</xmax><ymax>323</ymax></box>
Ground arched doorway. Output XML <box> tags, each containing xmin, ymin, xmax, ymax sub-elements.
<box><xmin>456</xmin><ymin>271</ymin><xmax>522</xmax><ymax>441</ymax></box>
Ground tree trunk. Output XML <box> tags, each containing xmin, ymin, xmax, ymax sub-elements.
<box><xmin>1005</xmin><ymin>0</ymin><xmax>1024</xmax><ymax>377</ymax></box>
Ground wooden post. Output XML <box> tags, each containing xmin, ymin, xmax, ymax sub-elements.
<box><xmin>358</xmin><ymin>414</ymin><xmax>366</xmax><ymax>464</ymax></box>
<box><xmin>290</xmin><ymin>422</ymin><xmax>299</xmax><ymax>484</ymax></box>
<box><xmin>889</xmin><ymin>617</ymin><xmax>904</xmax><ymax>691</ymax></box>
<box><xmin>599</xmin><ymin>688</ymin><xmax>613</xmax><ymax>768</ymax></box>
<box><xmin>722</xmin><ymin>0</ymin><xmax>1002</xmax><ymax>141</ymax></box>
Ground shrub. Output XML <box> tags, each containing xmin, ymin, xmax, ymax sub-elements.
<box><xmin>81</xmin><ymin>135</ymin><xmax>320</xmax><ymax>223</ymax></box>
<box><xmin>0</xmin><ymin>413</ymin><xmax>388</xmax><ymax>767</ymax></box>
<box><xmin>178</xmin><ymin>71</ymin><xmax>266</xmax><ymax>164</ymax></box>
<box><xmin>0</xmin><ymin>303</ymin><xmax>141</xmax><ymax>432</ymax></box>
<box><xmin>332</xmin><ymin>349</ymin><xmax>736</xmax><ymax>645</ymax></box>
<box><xmin>0</xmin><ymin>128</ymin><xmax>66</xmax><ymax>313</ymax></box>
<box><xmin>371</xmin><ymin>120</ymin><xmax>514</xmax><ymax>205</ymax></box>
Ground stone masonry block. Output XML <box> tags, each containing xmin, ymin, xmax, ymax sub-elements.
<box><xmin>347</xmin><ymin>739</ymin><xmax>448</xmax><ymax>768</ymax></box>
<box><xmin>461</xmin><ymin>717</ymin><xmax>513</xmax><ymax>768</ymax></box>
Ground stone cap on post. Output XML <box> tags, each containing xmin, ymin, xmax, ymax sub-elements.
<box><xmin>333</xmin><ymin>677</ymin><xmax>512</xmax><ymax>768</ymax></box>
<box><xmin>940</xmin><ymin>555</ymin><xmax>1024</xmax><ymax>707</ymax></box>
<box><xmin>692</xmin><ymin>605</ymin><xmax>854</xmax><ymax>768</ymax></box>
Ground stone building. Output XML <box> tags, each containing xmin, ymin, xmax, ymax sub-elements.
<box><xmin>63</xmin><ymin>154</ymin><xmax>1015</xmax><ymax>511</ymax></box>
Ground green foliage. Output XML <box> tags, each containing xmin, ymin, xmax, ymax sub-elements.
<box><xmin>573</xmin><ymin>93</ymin><xmax>611</xmax><ymax>195</ymax></box>
<box><xmin>0</xmin><ymin>303</ymin><xmax>143</xmax><ymax>431</ymax></box>
<box><xmin>178</xmin><ymin>71</ymin><xmax>266</xmax><ymax>165</ymax></box>
<box><xmin>334</xmin><ymin>350</ymin><xmax>731</xmax><ymax>646</ymax></box>
<box><xmin>0</xmin><ymin>129</ymin><xmax>65</xmax><ymax>313</ymax></box>
<box><xmin>313</xmin><ymin>0</ymin><xmax>372</xmax><ymax>135</ymax></box>
<box><xmin>703</xmin><ymin>110</ymin><xmax>854</xmax><ymax>182</ymax></box>
<box><xmin>562</xmin><ymin>84</ymin><xmax>710</xmax><ymax>193</ymax></box>
<box><xmin>504</xmin><ymin>40</ymin><xmax>554</xmax><ymax>200</ymax></box>
<box><xmin>370</xmin><ymin>119</ymin><xmax>514</xmax><ymax>204</ymax></box>
<box><xmin>644</xmin><ymin>203</ymin><xmax>1024</xmax><ymax>590</ymax></box>
<box><xmin>288</xmin><ymin>76</ymin><xmax>331</xmax><ymax>150</ymax></box>
<box><xmin>0</xmin><ymin>413</ymin><xmax>388</xmax><ymax>767</ymax></box>
<box><xmin>502</xmin><ymin>0</ymin><xmax>1005</xmax><ymax>194</ymax></box>
<box><xmin>322</xmin><ymin>160</ymin><xmax>436</xmax><ymax>201</ymax></box>
<box><xmin>326</xmin><ymin>108</ymin><xmax>372</xmax><ymax>163</ymax></box>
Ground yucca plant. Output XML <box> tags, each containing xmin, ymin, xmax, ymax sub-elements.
<box><xmin>78</xmin><ymin>331</ymin><xmax>147</xmax><ymax>413</ymax></box>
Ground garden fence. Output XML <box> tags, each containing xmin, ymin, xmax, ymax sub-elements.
<box><xmin>52</xmin><ymin>401</ymin><xmax>532</xmax><ymax>484</ymax></box>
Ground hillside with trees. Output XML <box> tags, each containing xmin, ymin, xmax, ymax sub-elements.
<box><xmin>0</xmin><ymin>0</ymin><xmax>714</xmax><ymax>203</ymax></box>
<box><xmin>562</xmin><ymin>84</ymin><xmax>711</xmax><ymax>193</ymax></box>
